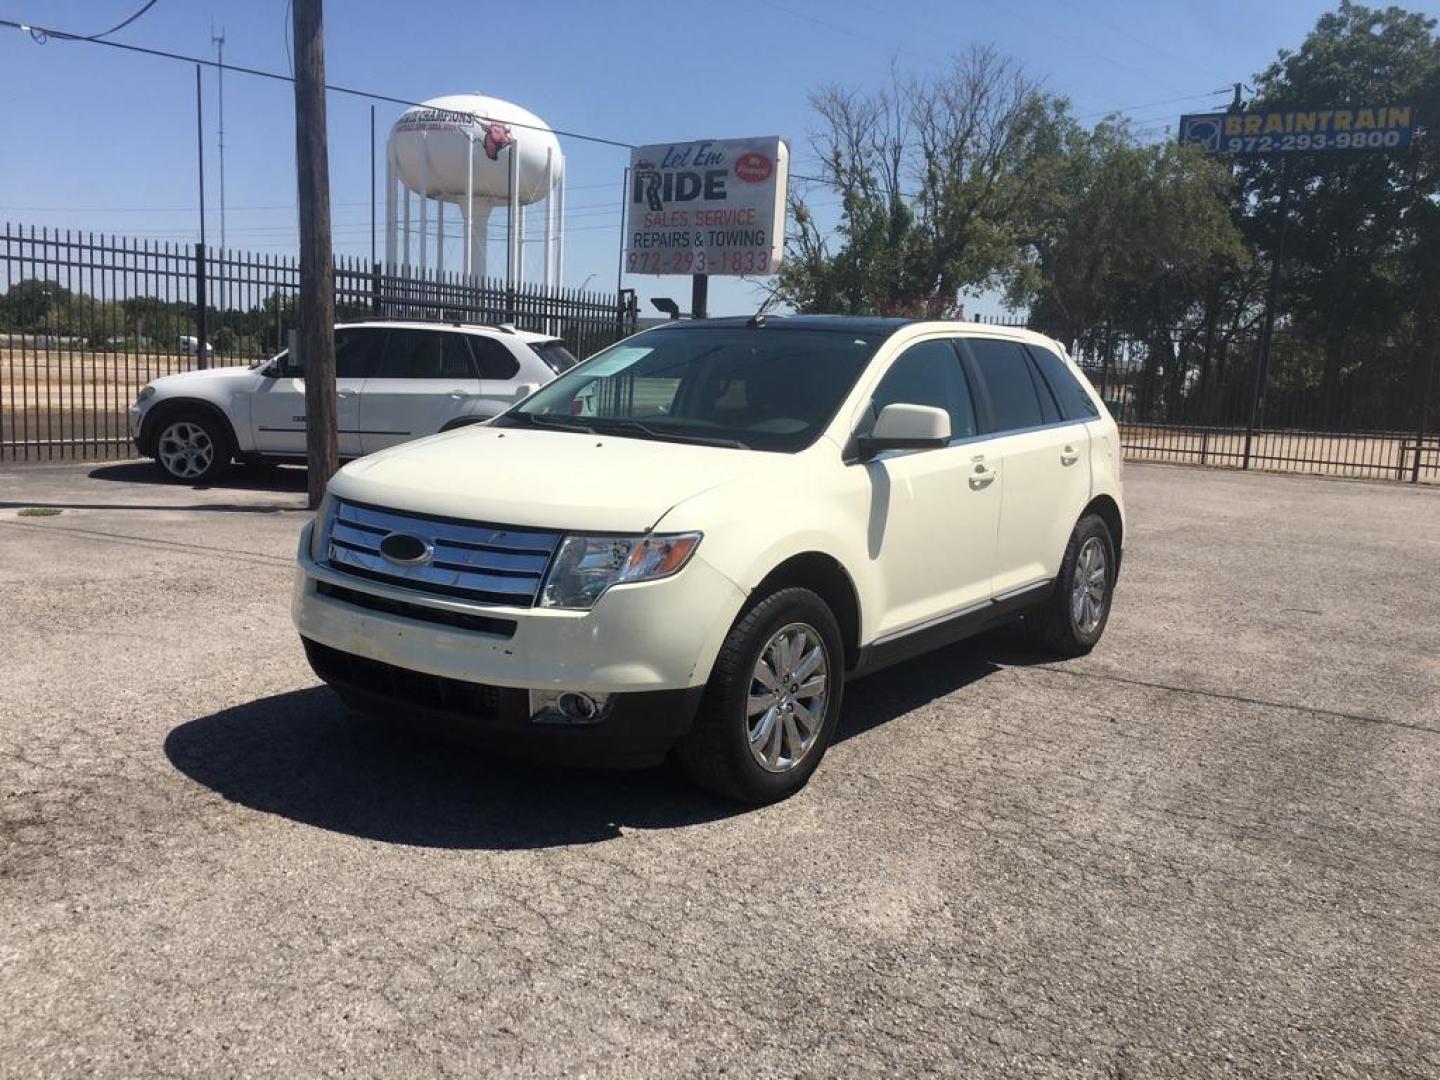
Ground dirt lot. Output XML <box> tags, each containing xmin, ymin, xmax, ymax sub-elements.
<box><xmin>1</xmin><ymin>461</ymin><xmax>1439</xmax><ymax>1078</ymax></box>
<box><xmin>1</xmin><ymin>348</ymin><xmax>209</xmax><ymax>459</ymax></box>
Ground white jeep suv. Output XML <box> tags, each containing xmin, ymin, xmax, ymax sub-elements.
<box><xmin>129</xmin><ymin>320</ymin><xmax>575</xmax><ymax>481</ymax></box>
<box><xmin>293</xmin><ymin>316</ymin><xmax>1125</xmax><ymax>803</ymax></box>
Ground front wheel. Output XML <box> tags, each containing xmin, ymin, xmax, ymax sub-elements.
<box><xmin>676</xmin><ymin>587</ymin><xmax>844</xmax><ymax>804</ymax></box>
<box><xmin>1025</xmin><ymin>513</ymin><xmax>1117</xmax><ymax>657</ymax></box>
<box><xmin>154</xmin><ymin>412</ymin><xmax>230</xmax><ymax>483</ymax></box>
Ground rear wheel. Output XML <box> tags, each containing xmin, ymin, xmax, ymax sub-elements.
<box><xmin>1025</xmin><ymin>513</ymin><xmax>1116</xmax><ymax>657</ymax></box>
<box><xmin>154</xmin><ymin>411</ymin><xmax>230</xmax><ymax>483</ymax></box>
<box><xmin>676</xmin><ymin>587</ymin><xmax>844</xmax><ymax>804</ymax></box>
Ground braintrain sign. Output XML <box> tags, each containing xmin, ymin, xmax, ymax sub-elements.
<box><xmin>626</xmin><ymin>136</ymin><xmax>789</xmax><ymax>276</ymax></box>
<box><xmin>1178</xmin><ymin>106</ymin><xmax>1417</xmax><ymax>156</ymax></box>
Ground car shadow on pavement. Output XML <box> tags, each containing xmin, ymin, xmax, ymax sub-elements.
<box><xmin>165</xmin><ymin>686</ymin><xmax>741</xmax><ymax>850</ymax></box>
<box><xmin>165</xmin><ymin>625</ymin><xmax>1044</xmax><ymax>851</ymax></box>
<box><xmin>835</xmin><ymin>621</ymin><xmax>1036</xmax><ymax>745</ymax></box>
<box><xmin>89</xmin><ymin>461</ymin><xmax>310</xmax><ymax>494</ymax></box>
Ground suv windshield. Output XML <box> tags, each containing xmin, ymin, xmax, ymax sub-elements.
<box><xmin>497</xmin><ymin>326</ymin><xmax>884</xmax><ymax>452</ymax></box>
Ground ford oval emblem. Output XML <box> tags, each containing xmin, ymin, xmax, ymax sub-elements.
<box><xmin>378</xmin><ymin>531</ymin><xmax>432</xmax><ymax>565</ymax></box>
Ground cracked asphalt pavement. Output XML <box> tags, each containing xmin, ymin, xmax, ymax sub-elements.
<box><xmin>2</xmin><ymin>459</ymin><xmax>1438</xmax><ymax>1078</ymax></box>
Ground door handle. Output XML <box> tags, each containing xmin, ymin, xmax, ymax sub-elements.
<box><xmin>969</xmin><ymin>462</ymin><xmax>996</xmax><ymax>490</ymax></box>
<box><xmin>448</xmin><ymin>389</ymin><xmax>471</xmax><ymax>400</ymax></box>
<box><xmin>1060</xmin><ymin>445</ymin><xmax>1080</xmax><ymax>466</ymax></box>
<box><xmin>336</xmin><ymin>387</ymin><xmax>359</xmax><ymax>399</ymax></box>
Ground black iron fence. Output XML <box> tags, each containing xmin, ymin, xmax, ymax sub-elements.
<box><xmin>0</xmin><ymin>223</ymin><xmax>637</xmax><ymax>462</ymax></box>
<box><xmin>1068</xmin><ymin>326</ymin><xmax>1439</xmax><ymax>483</ymax></box>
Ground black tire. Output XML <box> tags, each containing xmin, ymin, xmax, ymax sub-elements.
<box><xmin>1025</xmin><ymin>513</ymin><xmax>1117</xmax><ymax>657</ymax></box>
<box><xmin>152</xmin><ymin>410</ymin><xmax>231</xmax><ymax>484</ymax></box>
<box><xmin>676</xmin><ymin>587</ymin><xmax>845</xmax><ymax>804</ymax></box>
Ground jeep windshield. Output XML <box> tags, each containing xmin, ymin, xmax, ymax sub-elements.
<box><xmin>496</xmin><ymin>326</ymin><xmax>884</xmax><ymax>452</ymax></box>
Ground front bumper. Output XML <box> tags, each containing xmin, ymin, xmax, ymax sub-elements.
<box><xmin>303</xmin><ymin>637</ymin><xmax>703</xmax><ymax>767</ymax></box>
<box><xmin>291</xmin><ymin>522</ymin><xmax>746</xmax><ymax>764</ymax></box>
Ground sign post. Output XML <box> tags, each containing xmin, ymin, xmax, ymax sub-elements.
<box><xmin>625</xmin><ymin>136</ymin><xmax>788</xmax><ymax>316</ymax></box>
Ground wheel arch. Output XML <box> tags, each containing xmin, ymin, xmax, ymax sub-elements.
<box><xmin>1083</xmin><ymin>493</ymin><xmax>1124</xmax><ymax>573</ymax></box>
<box><xmin>139</xmin><ymin>397</ymin><xmax>239</xmax><ymax>459</ymax></box>
<box><xmin>750</xmin><ymin>552</ymin><xmax>863</xmax><ymax>673</ymax></box>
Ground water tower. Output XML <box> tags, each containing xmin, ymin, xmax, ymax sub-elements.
<box><xmin>385</xmin><ymin>93</ymin><xmax>565</xmax><ymax>288</ymax></box>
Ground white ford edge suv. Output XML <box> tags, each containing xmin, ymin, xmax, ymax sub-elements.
<box><xmin>129</xmin><ymin>320</ymin><xmax>575</xmax><ymax>482</ymax></box>
<box><xmin>293</xmin><ymin>316</ymin><xmax>1125</xmax><ymax>803</ymax></box>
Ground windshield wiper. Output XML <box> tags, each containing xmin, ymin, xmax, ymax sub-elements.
<box><xmin>510</xmin><ymin>412</ymin><xmax>597</xmax><ymax>433</ymax></box>
<box><xmin>588</xmin><ymin>418</ymin><xmax>748</xmax><ymax>450</ymax></box>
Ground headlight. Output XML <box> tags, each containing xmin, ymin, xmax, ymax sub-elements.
<box><xmin>309</xmin><ymin>491</ymin><xmax>336</xmax><ymax>561</ymax></box>
<box><xmin>135</xmin><ymin>385</ymin><xmax>156</xmax><ymax>404</ymax></box>
<box><xmin>539</xmin><ymin>532</ymin><xmax>701</xmax><ymax>609</ymax></box>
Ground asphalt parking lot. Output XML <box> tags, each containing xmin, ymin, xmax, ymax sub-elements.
<box><xmin>2</xmin><ymin>459</ymin><xmax>1438</xmax><ymax>1078</ymax></box>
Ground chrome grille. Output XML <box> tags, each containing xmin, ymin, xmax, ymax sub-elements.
<box><xmin>324</xmin><ymin>498</ymin><xmax>560</xmax><ymax>607</ymax></box>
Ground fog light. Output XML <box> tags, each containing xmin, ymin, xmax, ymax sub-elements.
<box><xmin>527</xmin><ymin>689</ymin><xmax>612</xmax><ymax>725</ymax></box>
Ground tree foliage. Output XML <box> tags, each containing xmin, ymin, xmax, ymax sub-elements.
<box><xmin>779</xmin><ymin>48</ymin><xmax>1063</xmax><ymax>317</ymax></box>
<box><xmin>779</xmin><ymin>2</ymin><xmax>1440</xmax><ymax>433</ymax></box>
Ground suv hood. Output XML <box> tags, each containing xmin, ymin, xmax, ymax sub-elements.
<box><xmin>151</xmin><ymin>365</ymin><xmax>258</xmax><ymax>388</ymax></box>
<box><xmin>329</xmin><ymin>424</ymin><xmax>773</xmax><ymax>533</ymax></box>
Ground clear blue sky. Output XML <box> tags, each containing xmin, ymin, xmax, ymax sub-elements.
<box><xmin>2</xmin><ymin>0</ymin><xmax>1435</xmax><ymax>317</ymax></box>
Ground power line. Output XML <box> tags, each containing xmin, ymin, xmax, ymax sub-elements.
<box><xmin>84</xmin><ymin>0</ymin><xmax>162</xmax><ymax>41</ymax></box>
<box><xmin>1073</xmin><ymin>90</ymin><xmax>1232</xmax><ymax>123</ymax></box>
<box><xmin>1</xmin><ymin>14</ymin><xmax>636</xmax><ymax>151</ymax></box>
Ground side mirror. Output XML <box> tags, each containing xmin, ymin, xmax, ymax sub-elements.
<box><xmin>855</xmin><ymin>403</ymin><xmax>952</xmax><ymax>461</ymax></box>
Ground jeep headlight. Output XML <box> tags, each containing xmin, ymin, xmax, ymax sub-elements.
<box><xmin>135</xmin><ymin>384</ymin><xmax>156</xmax><ymax>404</ymax></box>
<box><xmin>539</xmin><ymin>533</ymin><xmax>701</xmax><ymax>609</ymax></box>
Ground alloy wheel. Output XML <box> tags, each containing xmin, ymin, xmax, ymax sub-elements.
<box><xmin>1071</xmin><ymin>535</ymin><xmax>1109</xmax><ymax>635</ymax></box>
<box><xmin>746</xmin><ymin>622</ymin><xmax>829</xmax><ymax>773</ymax></box>
<box><xmin>157</xmin><ymin>420</ymin><xmax>215</xmax><ymax>480</ymax></box>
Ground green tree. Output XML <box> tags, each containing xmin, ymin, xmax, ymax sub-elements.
<box><xmin>1243</xmin><ymin>1</ymin><xmax>1440</xmax><ymax>426</ymax></box>
<box><xmin>779</xmin><ymin>48</ymin><xmax>1063</xmax><ymax>316</ymax></box>
<box><xmin>1012</xmin><ymin>119</ymin><xmax>1247</xmax><ymax>345</ymax></box>
<box><xmin>0</xmin><ymin>279</ymin><xmax>72</xmax><ymax>332</ymax></box>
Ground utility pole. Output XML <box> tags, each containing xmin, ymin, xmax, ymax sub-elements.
<box><xmin>212</xmin><ymin>23</ymin><xmax>226</xmax><ymax>256</ymax></box>
<box><xmin>194</xmin><ymin>64</ymin><xmax>209</xmax><ymax>370</ymax></box>
<box><xmin>1242</xmin><ymin>154</ymin><xmax>1293</xmax><ymax>471</ymax></box>
<box><xmin>691</xmin><ymin>274</ymin><xmax>708</xmax><ymax>320</ymax></box>
<box><xmin>292</xmin><ymin>0</ymin><xmax>337</xmax><ymax>508</ymax></box>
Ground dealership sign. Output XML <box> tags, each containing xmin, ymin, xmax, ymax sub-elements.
<box><xmin>1178</xmin><ymin>106</ymin><xmax>1417</xmax><ymax>156</ymax></box>
<box><xmin>626</xmin><ymin>136</ymin><xmax>789</xmax><ymax>276</ymax></box>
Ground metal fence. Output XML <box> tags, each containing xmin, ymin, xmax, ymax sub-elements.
<box><xmin>1068</xmin><ymin>326</ymin><xmax>1439</xmax><ymax>484</ymax></box>
<box><xmin>0</xmin><ymin>222</ymin><xmax>638</xmax><ymax>462</ymax></box>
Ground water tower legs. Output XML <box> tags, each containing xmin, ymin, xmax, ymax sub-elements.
<box><xmin>468</xmin><ymin>203</ymin><xmax>491</xmax><ymax>281</ymax></box>
<box><xmin>556</xmin><ymin>164</ymin><xmax>565</xmax><ymax>290</ymax></box>
<box><xmin>418</xmin><ymin>134</ymin><xmax>429</xmax><ymax>275</ymax></box>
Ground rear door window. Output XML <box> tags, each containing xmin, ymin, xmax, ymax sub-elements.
<box><xmin>439</xmin><ymin>333</ymin><xmax>479</xmax><ymax>379</ymax></box>
<box><xmin>965</xmin><ymin>338</ymin><xmax>1045</xmax><ymax>433</ymax></box>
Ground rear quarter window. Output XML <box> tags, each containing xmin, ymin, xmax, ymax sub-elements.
<box><xmin>532</xmin><ymin>341</ymin><xmax>579</xmax><ymax>374</ymax></box>
<box><xmin>1028</xmin><ymin>345</ymin><xmax>1100</xmax><ymax>420</ymax></box>
<box><xmin>468</xmin><ymin>335</ymin><xmax>522</xmax><ymax>380</ymax></box>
